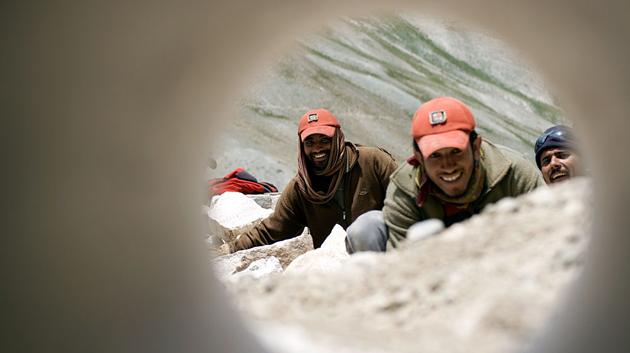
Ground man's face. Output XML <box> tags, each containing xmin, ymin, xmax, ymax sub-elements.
<box><xmin>540</xmin><ymin>147</ymin><xmax>579</xmax><ymax>184</ymax></box>
<box><xmin>420</xmin><ymin>137</ymin><xmax>481</xmax><ymax>197</ymax></box>
<box><xmin>303</xmin><ymin>133</ymin><xmax>332</xmax><ymax>171</ymax></box>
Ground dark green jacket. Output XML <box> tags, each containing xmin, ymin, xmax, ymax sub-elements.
<box><xmin>383</xmin><ymin>140</ymin><xmax>544</xmax><ymax>250</ymax></box>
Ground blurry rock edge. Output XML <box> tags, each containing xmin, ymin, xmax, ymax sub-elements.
<box><xmin>208</xmin><ymin>14</ymin><xmax>566</xmax><ymax>190</ymax></box>
<box><xmin>220</xmin><ymin>177</ymin><xmax>592</xmax><ymax>353</ymax></box>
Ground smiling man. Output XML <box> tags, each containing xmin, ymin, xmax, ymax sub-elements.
<box><xmin>534</xmin><ymin>125</ymin><xmax>583</xmax><ymax>184</ymax></box>
<box><xmin>219</xmin><ymin>108</ymin><xmax>397</xmax><ymax>254</ymax></box>
<box><xmin>345</xmin><ymin>97</ymin><xmax>544</xmax><ymax>252</ymax></box>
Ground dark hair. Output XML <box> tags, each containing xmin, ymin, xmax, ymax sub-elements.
<box><xmin>413</xmin><ymin>129</ymin><xmax>478</xmax><ymax>154</ymax></box>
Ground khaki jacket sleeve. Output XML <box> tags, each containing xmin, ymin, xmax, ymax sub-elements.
<box><xmin>382</xmin><ymin>182</ymin><xmax>423</xmax><ymax>250</ymax></box>
<box><xmin>506</xmin><ymin>153</ymin><xmax>546</xmax><ymax>195</ymax></box>
<box><xmin>232</xmin><ymin>183</ymin><xmax>306</xmax><ymax>251</ymax></box>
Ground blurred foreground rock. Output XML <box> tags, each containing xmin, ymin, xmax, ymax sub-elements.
<box><xmin>216</xmin><ymin>178</ymin><xmax>592</xmax><ymax>353</ymax></box>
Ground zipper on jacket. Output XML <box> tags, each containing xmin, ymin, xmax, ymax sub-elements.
<box><xmin>342</xmin><ymin>156</ymin><xmax>350</xmax><ymax>224</ymax></box>
<box><xmin>335</xmin><ymin>154</ymin><xmax>351</xmax><ymax>226</ymax></box>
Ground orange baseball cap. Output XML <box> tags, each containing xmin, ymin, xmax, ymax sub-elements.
<box><xmin>298</xmin><ymin>109</ymin><xmax>341</xmax><ymax>141</ymax></box>
<box><xmin>411</xmin><ymin>97</ymin><xmax>476</xmax><ymax>158</ymax></box>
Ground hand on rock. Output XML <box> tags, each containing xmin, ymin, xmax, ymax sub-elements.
<box><xmin>215</xmin><ymin>242</ymin><xmax>232</xmax><ymax>257</ymax></box>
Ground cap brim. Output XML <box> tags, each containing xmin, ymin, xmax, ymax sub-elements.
<box><xmin>300</xmin><ymin>125</ymin><xmax>336</xmax><ymax>141</ymax></box>
<box><xmin>417</xmin><ymin>130</ymin><xmax>470</xmax><ymax>159</ymax></box>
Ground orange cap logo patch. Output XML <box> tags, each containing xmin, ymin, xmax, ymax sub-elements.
<box><xmin>308</xmin><ymin>113</ymin><xmax>318</xmax><ymax>123</ymax></box>
<box><xmin>429</xmin><ymin>110</ymin><xmax>447</xmax><ymax>125</ymax></box>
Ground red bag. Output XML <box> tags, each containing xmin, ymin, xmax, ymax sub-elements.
<box><xmin>209</xmin><ymin>168</ymin><xmax>278</xmax><ymax>196</ymax></box>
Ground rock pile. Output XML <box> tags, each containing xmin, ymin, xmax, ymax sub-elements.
<box><xmin>211</xmin><ymin>178</ymin><xmax>592</xmax><ymax>353</ymax></box>
<box><xmin>284</xmin><ymin>224</ymin><xmax>350</xmax><ymax>276</ymax></box>
<box><xmin>212</xmin><ymin>230</ymin><xmax>314</xmax><ymax>282</ymax></box>
<box><xmin>209</xmin><ymin>192</ymin><xmax>318</xmax><ymax>281</ymax></box>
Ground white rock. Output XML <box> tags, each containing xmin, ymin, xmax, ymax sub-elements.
<box><xmin>208</xmin><ymin>192</ymin><xmax>273</xmax><ymax>242</ymax></box>
<box><xmin>213</xmin><ymin>230</ymin><xmax>314</xmax><ymax>280</ymax></box>
<box><xmin>407</xmin><ymin>219</ymin><xmax>445</xmax><ymax>242</ymax></box>
<box><xmin>319</xmin><ymin>224</ymin><xmax>349</xmax><ymax>253</ymax></box>
<box><xmin>231</xmin><ymin>257</ymin><xmax>283</xmax><ymax>281</ymax></box>
<box><xmin>209</xmin><ymin>192</ymin><xmax>273</xmax><ymax>228</ymax></box>
<box><xmin>284</xmin><ymin>225</ymin><xmax>350</xmax><ymax>275</ymax></box>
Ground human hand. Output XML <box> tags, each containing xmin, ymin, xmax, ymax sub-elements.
<box><xmin>214</xmin><ymin>242</ymin><xmax>232</xmax><ymax>257</ymax></box>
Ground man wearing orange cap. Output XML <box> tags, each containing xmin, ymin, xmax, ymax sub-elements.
<box><xmin>219</xmin><ymin>108</ymin><xmax>397</xmax><ymax>254</ymax></box>
<box><xmin>345</xmin><ymin>97</ymin><xmax>544</xmax><ymax>253</ymax></box>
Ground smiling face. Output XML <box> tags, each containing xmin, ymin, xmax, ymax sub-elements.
<box><xmin>303</xmin><ymin>133</ymin><xmax>332</xmax><ymax>171</ymax></box>
<box><xmin>539</xmin><ymin>147</ymin><xmax>579</xmax><ymax>184</ymax></box>
<box><xmin>419</xmin><ymin>136</ymin><xmax>481</xmax><ymax>197</ymax></box>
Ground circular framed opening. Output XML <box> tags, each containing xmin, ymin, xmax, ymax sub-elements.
<box><xmin>5</xmin><ymin>1</ymin><xmax>629</xmax><ymax>353</ymax></box>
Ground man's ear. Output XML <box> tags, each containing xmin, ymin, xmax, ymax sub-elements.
<box><xmin>413</xmin><ymin>149</ymin><xmax>424</xmax><ymax>164</ymax></box>
<box><xmin>473</xmin><ymin>135</ymin><xmax>482</xmax><ymax>159</ymax></box>
<box><xmin>412</xmin><ymin>140</ymin><xmax>424</xmax><ymax>164</ymax></box>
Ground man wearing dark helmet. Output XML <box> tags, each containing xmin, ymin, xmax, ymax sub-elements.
<box><xmin>534</xmin><ymin>125</ymin><xmax>583</xmax><ymax>184</ymax></box>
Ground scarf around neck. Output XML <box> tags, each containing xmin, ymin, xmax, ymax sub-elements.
<box><xmin>296</xmin><ymin>128</ymin><xmax>356</xmax><ymax>205</ymax></box>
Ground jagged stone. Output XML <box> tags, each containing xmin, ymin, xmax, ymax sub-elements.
<box><xmin>284</xmin><ymin>225</ymin><xmax>350</xmax><ymax>275</ymax></box>
<box><xmin>229</xmin><ymin>257</ymin><xmax>284</xmax><ymax>282</ymax></box>
<box><xmin>213</xmin><ymin>229</ymin><xmax>314</xmax><ymax>280</ymax></box>
<box><xmin>207</xmin><ymin>192</ymin><xmax>273</xmax><ymax>242</ymax></box>
<box><xmin>247</xmin><ymin>192</ymin><xmax>282</xmax><ymax>210</ymax></box>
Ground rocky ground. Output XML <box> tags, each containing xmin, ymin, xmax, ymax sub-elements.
<box><xmin>209</xmin><ymin>178</ymin><xmax>591</xmax><ymax>353</ymax></box>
